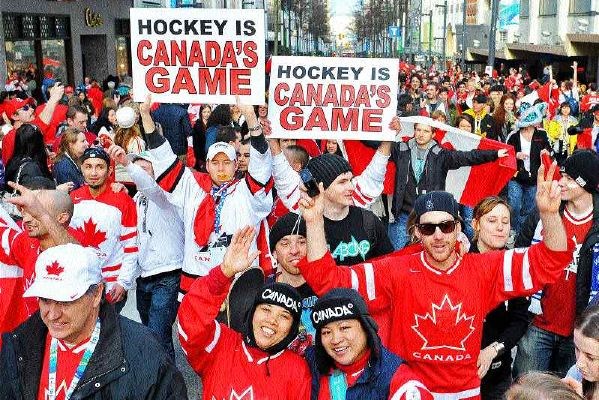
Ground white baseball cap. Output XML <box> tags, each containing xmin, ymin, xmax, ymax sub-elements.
<box><xmin>127</xmin><ymin>150</ymin><xmax>155</xmax><ymax>164</ymax></box>
<box><xmin>24</xmin><ymin>244</ymin><xmax>103</xmax><ymax>302</ymax></box>
<box><xmin>116</xmin><ymin>106</ymin><xmax>136</xmax><ymax>129</ymax></box>
<box><xmin>206</xmin><ymin>142</ymin><xmax>237</xmax><ymax>161</ymax></box>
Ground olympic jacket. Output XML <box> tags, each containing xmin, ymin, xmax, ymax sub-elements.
<box><xmin>141</xmin><ymin>133</ymin><xmax>273</xmax><ymax>298</ymax></box>
<box><xmin>70</xmin><ymin>186</ymin><xmax>138</xmax><ymax>291</ymax></box>
<box><xmin>306</xmin><ymin>345</ymin><xmax>433</xmax><ymax>400</ymax></box>
<box><xmin>297</xmin><ymin>242</ymin><xmax>573</xmax><ymax>399</ymax></box>
<box><xmin>272</xmin><ymin>149</ymin><xmax>389</xmax><ymax>212</ymax></box>
<box><xmin>0</xmin><ymin>302</ymin><xmax>187</xmax><ymax>400</ymax></box>
<box><xmin>178</xmin><ymin>266</ymin><xmax>311</xmax><ymax>399</ymax></box>
<box><xmin>126</xmin><ymin>162</ymin><xmax>184</xmax><ymax>278</ymax></box>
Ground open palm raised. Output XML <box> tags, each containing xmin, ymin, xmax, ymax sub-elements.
<box><xmin>220</xmin><ymin>226</ymin><xmax>260</xmax><ymax>278</ymax></box>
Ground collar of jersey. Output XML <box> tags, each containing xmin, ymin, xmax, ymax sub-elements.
<box><xmin>419</xmin><ymin>251</ymin><xmax>462</xmax><ymax>275</ymax></box>
<box><xmin>241</xmin><ymin>340</ymin><xmax>284</xmax><ymax>364</ymax></box>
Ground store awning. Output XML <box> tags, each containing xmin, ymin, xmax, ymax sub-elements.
<box><xmin>566</xmin><ymin>33</ymin><xmax>599</xmax><ymax>56</ymax></box>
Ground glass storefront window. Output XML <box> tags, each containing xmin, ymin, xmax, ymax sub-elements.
<box><xmin>5</xmin><ymin>40</ymin><xmax>36</xmax><ymax>78</ymax></box>
<box><xmin>41</xmin><ymin>39</ymin><xmax>67</xmax><ymax>83</ymax></box>
<box><xmin>116</xmin><ymin>36</ymin><xmax>130</xmax><ymax>80</ymax></box>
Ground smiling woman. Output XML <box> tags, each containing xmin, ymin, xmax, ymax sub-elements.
<box><xmin>177</xmin><ymin>227</ymin><xmax>312</xmax><ymax>399</ymax></box>
<box><xmin>470</xmin><ymin>196</ymin><xmax>530</xmax><ymax>400</ymax></box>
<box><xmin>307</xmin><ymin>288</ymin><xmax>433</xmax><ymax>399</ymax></box>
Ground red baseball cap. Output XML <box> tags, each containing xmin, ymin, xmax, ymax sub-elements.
<box><xmin>3</xmin><ymin>97</ymin><xmax>34</xmax><ymax>120</ymax></box>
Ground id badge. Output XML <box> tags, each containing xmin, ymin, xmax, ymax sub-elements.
<box><xmin>209</xmin><ymin>245</ymin><xmax>227</xmax><ymax>268</ymax></box>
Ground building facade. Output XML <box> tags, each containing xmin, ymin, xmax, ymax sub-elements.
<box><xmin>0</xmin><ymin>0</ymin><xmax>134</xmax><ymax>89</ymax></box>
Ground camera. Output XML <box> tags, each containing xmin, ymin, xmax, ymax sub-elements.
<box><xmin>299</xmin><ymin>168</ymin><xmax>320</xmax><ymax>198</ymax></box>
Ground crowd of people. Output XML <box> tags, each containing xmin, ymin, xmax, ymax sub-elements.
<box><xmin>0</xmin><ymin>61</ymin><xmax>598</xmax><ymax>400</ymax></box>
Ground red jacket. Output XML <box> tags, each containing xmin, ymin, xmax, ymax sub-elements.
<box><xmin>178</xmin><ymin>266</ymin><xmax>311</xmax><ymax>399</ymax></box>
<box><xmin>297</xmin><ymin>242</ymin><xmax>573</xmax><ymax>398</ymax></box>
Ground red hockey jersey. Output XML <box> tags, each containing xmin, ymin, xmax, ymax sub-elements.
<box><xmin>178</xmin><ymin>266</ymin><xmax>311</xmax><ymax>400</ymax></box>
<box><xmin>70</xmin><ymin>186</ymin><xmax>138</xmax><ymax>291</ymax></box>
<box><xmin>298</xmin><ymin>242</ymin><xmax>573</xmax><ymax>399</ymax></box>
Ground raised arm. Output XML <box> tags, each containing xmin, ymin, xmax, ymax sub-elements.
<box><xmin>298</xmin><ymin>185</ymin><xmax>395</xmax><ymax>312</ymax></box>
<box><xmin>485</xmin><ymin>162</ymin><xmax>572</xmax><ymax>309</ymax></box>
<box><xmin>177</xmin><ymin>227</ymin><xmax>259</xmax><ymax>372</ymax></box>
<box><xmin>536</xmin><ymin>162</ymin><xmax>568</xmax><ymax>251</ymax></box>
<box><xmin>351</xmin><ymin>141</ymin><xmax>391</xmax><ymax>206</ymax></box>
<box><xmin>6</xmin><ymin>182</ymin><xmax>78</xmax><ymax>246</ymax></box>
<box><xmin>38</xmin><ymin>84</ymin><xmax>64</xmax><ymax>126</ymax></box>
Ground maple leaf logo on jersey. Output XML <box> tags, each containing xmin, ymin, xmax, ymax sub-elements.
<box><xmin>46</xmin><ymin>261</ymin><xmax>64</xmax><ymax>276</ymax></box>
<box><xmin>412</xmin><ymin>294</ymin><xmax>475</xmax><ymax>351</ymax></box>
<box><xmin>211</xmin><ymin>387</ymin><xmax>254</xmax><ymax>400</ymax></box>
<box><xmin>76</xmin><ymin>218</ymin><xmax>106</xmax><ymax>248</ymax></box>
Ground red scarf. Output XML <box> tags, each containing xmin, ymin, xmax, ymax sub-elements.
<box><xmin>192</xmin><ymin>172</ymin><xmax>217</xmax><ymax>246</ymax></box>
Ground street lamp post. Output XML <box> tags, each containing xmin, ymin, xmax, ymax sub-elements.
<box><xmin>435</xmin><ymin>0</ymin><xmax>447</xmax><ymax>70</ymax></box>
<box><xmin>488</xmin><ymin>0</ymin><xmax>499</xmax><ymax>73</ymax></box>
<box><xmin>460</xmin><ymin>0</ymin><xmax>467</xmax><ymax>70</ymax></box>
<box><xmin>274</xmin><ymin>0</ymin><xmax>280</xmax><ymax>55</ymax></box>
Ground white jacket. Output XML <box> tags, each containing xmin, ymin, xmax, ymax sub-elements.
<box><xmin>127</xmin><ymin>163</ymin><xmax>184</xmax><ymax>278</ymax></box>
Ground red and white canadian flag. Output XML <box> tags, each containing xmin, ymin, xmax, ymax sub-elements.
<box><xmin>345</xmin><ymin>116</ymin><xmax>517</xmax><ymax>207</ymax></box>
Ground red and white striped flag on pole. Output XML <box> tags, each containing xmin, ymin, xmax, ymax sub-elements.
<box><xmin>345</xmin><ymin>116</ymin><xmax>517</xmax><ymax>207</ymax></box>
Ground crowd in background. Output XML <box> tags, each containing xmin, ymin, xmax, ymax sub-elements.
<box><xmin>0</xmin><ymin>60</ymin><xmax>598</xmax><ymax>400</ymax></box>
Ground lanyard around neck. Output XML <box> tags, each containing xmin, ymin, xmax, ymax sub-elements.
<box><xmin>329</xmin><ymin>370</ymin><xmax>348</xmax><ymax>400</ymax></box>
<box><xmin>48</xmin><ymin>317</ymin><xmax>101</xmax><ymax>400</ymax></box>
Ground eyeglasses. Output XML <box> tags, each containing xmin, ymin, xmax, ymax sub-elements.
<box><xmin>416</xmin><ymin>220</ymin><xmax>458</xmax><ymax>236</ymax></box>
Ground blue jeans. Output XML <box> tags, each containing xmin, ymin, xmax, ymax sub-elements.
<box><xmin>507</xmin><ymin>181</ymin><xmax>537</xmax><ymax>235</ymax></box>
<box><xmin>136</xmin><ymin>270</ymin><xmax>181</xmax><ymax>361</ymax></box>
<box><xmin>388</xmin><ymin>211</ymin><xmax>410</xmax><ymax>250</ymax></box>
<box><xmin>513</xmin><ymin>324</ymin><xmax>576</xmax><ymax>378</ymax></box>
<box><xmin>459</xmin><ymin>205</ymin><xmax>474</xmax><ymax>242</ymax></box>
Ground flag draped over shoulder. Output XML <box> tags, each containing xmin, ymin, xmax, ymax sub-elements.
<box><xmin>345</xmin><ymin>116</ymin><xmax>517</xmax><ymax>206</ymax></box>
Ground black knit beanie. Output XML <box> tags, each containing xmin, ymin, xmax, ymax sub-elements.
<box><xmin>243</xmin><ymin>282</ymin><xmax>302</xmax><ymax>355</ymax></box>
<box><xmin>306</xmin><ymin>153</ymin><xmax>352</xmax><ymax>189</ymax></box>
<box><xmin>311</xmin><ymin>288</ymin><xmax>381</xmax><ymax>374</ymax></box>
<box><xmin>562</xmin><ymin>150</ymin><xmax>599</xmax><ymax>193</ymax></box>
<box><xmin>269</xmin><ymin>213</ymin><xmax>306</xmax><ymax>251</ymax></box>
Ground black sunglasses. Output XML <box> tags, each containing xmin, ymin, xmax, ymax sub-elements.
<box><xmin>416</xmin><ymin>220</ymin><xmax>458</xmax><ymax>236</ymax></box>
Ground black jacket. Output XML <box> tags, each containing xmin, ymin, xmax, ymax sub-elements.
<box><xmin>0</xmin><ymin>302</ymin><xmax>188</xmax><ymax>400</ymax></box>
<box><xmin>506</xmin><ymin>129</ymin><xmax>551</xmax><ymax>186</ymax></box>
<box><xmin>470</xmin><ymin>244</ymin><xmax>530</xmax><ymax>386</ymax></box>
<box><xmin>516</xmin><ymin>192</ymin><xmax>599</xmax><ymax>317</ymax></box>
<box><xmin>366</xmin><ymin>140</ymin><xmax>498</xmax><ymax>219</ymax></box>
<box><xmin>306</xmin><ymin>342</ymin><xmax>403</xmax><ymax>400</ymax></box>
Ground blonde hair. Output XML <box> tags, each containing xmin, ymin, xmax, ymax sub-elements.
<box><xmin>506</xmin><ymin>372</ymin><xmax>584</xmax><ymax>400</ymax></box>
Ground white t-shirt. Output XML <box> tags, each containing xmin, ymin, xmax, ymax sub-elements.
<box><xmin>520</xmin><ymin>135</ymin><xmax>532</xmax><ymax>172</ymax></box>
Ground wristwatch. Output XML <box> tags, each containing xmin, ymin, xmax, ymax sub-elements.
<box><xmin>492</xmin><ymin>342</ymin><xmax>505</xmax><ymax>357</ymax></box>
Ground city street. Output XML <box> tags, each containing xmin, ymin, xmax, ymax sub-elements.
<box><xmin>122</xmin><ymin>291</ymin><xmax>202</xmax><ymax>399</ymax></box>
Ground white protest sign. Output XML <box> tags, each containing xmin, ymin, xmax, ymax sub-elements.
<box><xmin>130</xmin><ymin>8</ymin><xmax>265</xmax><ymax>104</ymax></box>
<box><xmin>268</xmin><ymin>56</ymin><xmax>398</xmax><ymax>140</ymax></box>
